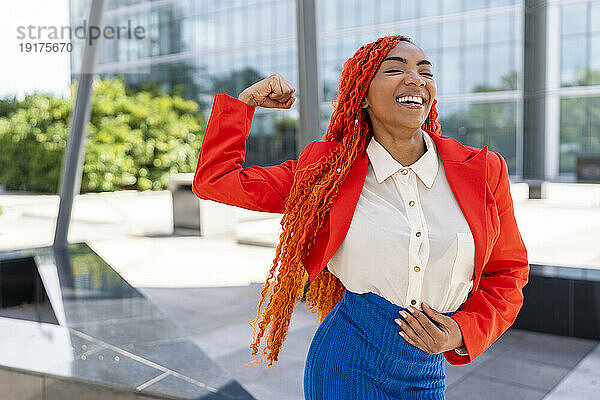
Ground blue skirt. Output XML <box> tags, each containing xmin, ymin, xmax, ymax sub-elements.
<box><xmin>304</xmin><ymin>289</ymin><xmax>456</xmax><ymax>400</ymax></box>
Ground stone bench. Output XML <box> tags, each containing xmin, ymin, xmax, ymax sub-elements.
<box><xmin>168</xmin><ymin>173</ymin><xmax>237</xmax><ymax>236</ymax></box>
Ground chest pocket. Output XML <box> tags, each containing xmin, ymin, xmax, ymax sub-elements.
<box><xmin>450</xmin><ymin>231</ymin><xmax>476</xmax><ymax>285</ymax></box>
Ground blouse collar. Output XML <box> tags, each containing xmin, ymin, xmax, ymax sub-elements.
<box><xmin>366</xmin><ymin>130</ymin><xmax>438</xmax><ymax>189</ymax></box>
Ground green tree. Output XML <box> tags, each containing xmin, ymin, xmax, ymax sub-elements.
<box><xmin>0</xmin><ymin>96</ymin><xmax>18</xmax><ymax>118</ymax></box>
<box><xmin>0</xmin><ymin>77</ymin><xmax>205</xmax><ymax>193</ymax></box>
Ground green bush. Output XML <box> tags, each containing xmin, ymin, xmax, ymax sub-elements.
<box><xmin>0</xmin><ymin>77</ymin><xmax>205</xmax><ymax>193</ymax></box>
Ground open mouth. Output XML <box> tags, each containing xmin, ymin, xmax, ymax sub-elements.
<box><xmin>396</xmin><ymin>95</ymin><xmax>426</xmax><ymax>110</ymax></box>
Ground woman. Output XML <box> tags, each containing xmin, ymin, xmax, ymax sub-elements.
<box><xmin>193</xmin><ymin>35</ymin><xmax>529</xmax><ymax>399</ymax></box>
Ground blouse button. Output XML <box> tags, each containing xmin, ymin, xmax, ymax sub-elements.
<box><xmin>415</xmin><ymin>231</ymin><xmax>421</xmax><ymax>237</ymax></box>
<box><xmin>409</xmin><ymin>201</ymin><xmax>415</xmax><ymax>207</ymax></box>
<box><xmin>401</xmin><ymin>169</ymin><xmax>408</xmax><ymax>175</ymax></box>
<box><xmin>410</xmin><ymin>299</ymin><xmax>417</xmax><ymax>305</ymax></box>
<box><xmin>414</xmin><ymin>266</ymin><xmax>420</xmax><ymax>272</ymax></box>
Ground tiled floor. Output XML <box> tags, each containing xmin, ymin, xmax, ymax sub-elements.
<box><xmin>1</xmin><ymin>190</ymin><xmax>599</xmax><ymax>399</ymax></box>
<box><xmin>140</xmin><ymin>285</ymin><xmax>599</xmax><ymax>400</ymax></box>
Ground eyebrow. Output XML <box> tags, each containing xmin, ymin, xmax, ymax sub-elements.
<box><xmin>382</xmin><ymin>56</ymin><xmax>432</xmax><ymax>67</ymax></box>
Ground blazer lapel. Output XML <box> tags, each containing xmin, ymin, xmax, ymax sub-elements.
<box><xmin>430</xmin><ymin>134</ymin><xmax>488</xmax><ymax>291</ymax></box>
<box><xmin>317</xmin><ymin>132</ymin><xmax>488</xmax><ymax>292</ymax></box>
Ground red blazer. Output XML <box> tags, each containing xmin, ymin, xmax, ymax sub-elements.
<box><xmin>193</xmin><ymin>93</ymin><xmax>529</xmax><ymax>366</ymax></box>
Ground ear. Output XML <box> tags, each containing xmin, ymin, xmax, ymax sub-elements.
<box><xmin>361</xmin><ymin>99</ymin><xmax>369</xmax><ymax>109</ymax></box>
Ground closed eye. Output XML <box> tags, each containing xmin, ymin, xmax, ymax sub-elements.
<box><xmin>385</xmin><ymin>70</ymin><xmax>434</xmax><ymax>77</ymax></box>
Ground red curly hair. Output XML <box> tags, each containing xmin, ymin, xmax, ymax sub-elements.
<box><xmin>244</xmin><ymin>34</ymin><xmax>442</xmax><ymax>367</ymax></box>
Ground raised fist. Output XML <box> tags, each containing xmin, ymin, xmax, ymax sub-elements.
<box><xmin>237</xmin><ymin>73</ymin><xmax>296</xmax><ymax>109</ymax></box>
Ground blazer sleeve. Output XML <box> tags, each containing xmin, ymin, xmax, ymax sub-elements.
<box><xmin>444</xmin><ymin>151</ymin><xmax>529</xmax><ymax>365</ymax></box>
<box><xmin>192</xmin><ymin>93</ymin><xmax>317</xmax><ymax>213</ymax></box>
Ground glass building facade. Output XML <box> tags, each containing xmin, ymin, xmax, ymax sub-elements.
<box><xmin>69</xmin><ymin>0</ymin><xmax>600</xmax><ymax>181</ymax></box>
<box><xmin>558</xmin><ymin>0</ymin><xmax>600</xmax><ymax>175</ymax></box>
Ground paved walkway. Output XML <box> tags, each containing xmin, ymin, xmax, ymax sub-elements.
<box><xmin>0</xmin><ymin>189</ymin><xmax>598</xmax><ymax>399</ymax></box>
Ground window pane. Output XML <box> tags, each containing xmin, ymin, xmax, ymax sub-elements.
<box><xmin>464</xmin><ymin>46</ymin><xmax>486</xmax><ymax>93</ymax></box>
<box><xmin>589</xmin><ymin>98</ymin><xmax>600</xmax><ymax>154</ymax></box>
<box><xmin>258</xmin><ymin>47</ymin><xmax>270</xmax><ymax>77</ymax></box>
<box><xmin>232</xmin><ymin>8</ymin><xmax>244</xmax><ymax>46</ymax></box>
<box><xmin>465</xmin><ymin>128</ymin><xmax>485</xmax><ymax>147</ymax></box>
<box><xmin>287</xmin><ymin>1</ymin><xmax>296</xmax><ymax>38</ymax></box>
<box><xmin>358</xmin><ymin>0</ymin><xmax>377</xmax><ymax>26</ymax></box>
<box><xmin>246</xmin><ymin>50</ymin><xmax>258</xmax><ymax>75</ymax></box>
<box><xmin>561</xmin><ymin>35</ymin><xmax>588</xmax><ymax>86</ymax></box>
<box><xmin>341</xmin><ymin>35</ymin><xmax>354</xmax><ymax>60</ymax></box>
<box><xmin>440</xmin><ymin>50</ymin><xmax>462</xmax><ymax>94</ymax></box>
<box><xmin>488</xmin><ymin>13</ymin><xmax>511</xmax><ymax>44</ymax></box>
<box><xmin>443</xmin><ymin>0</ymin><xmax>463</xmax><ymax>14</ymax></box>
<box><xmin>488</xmin><ymin>102</ymin><xmax>516</xmax><ymax>129</ymax></box>
<box><xmin>380</xmin><ymin>0</ymin><xmax>396</xmax><ymax>24</ymax></box>
<box><xmin>465</xmin><ymin>103</ymin><xmax>487</xmax><ymax>147</ymax></box>
<box><xmin>465</xmin><ymin>18</ymin><xmax>486</xmax><ymax>46</ymax></box>
<box><xmin>592</xmin><ymin>2</ymin><xmax>600</xmax><ymax>33</ymax></box>
<box><xmin>420</xmin><ymin>0</ymin><xmax>441</xmax><ymax>18</ymax></box>
<box><xmin>322</xmin><ymin>61</ymin><xmax>338</xmax><ymax>101</ymax></box>
<box><xmin>559</xmin><ymin>125</ymin><xmax>583</xmax><ymax>173</ymax></box>
<box><xmin>419</xmin><ymin>23</ymin><xmax>439</xmax><ymax>51</ymax></box>
<box><xmin>488</xmin><ymin>42</ymin><xmax>513</xmax><ymax>90</ymax></box>
<box><xmin>439</xmin><ymin>102</ymin><xmax>467</xmax><ymax>139</ymax></box>
<box><xmin>513</xmin><ymin>42</ymin><xmax>523</xmax><ymax>89</ymax></box>
<box><xmin>321</xmin><ymin>39</ymin><xmax>337</xmax><ymax>63</ymax></box>
<box><xmin>591</xmin><ymin>97</ymin><xmax>600</xmax><ymax>127</ymax></box>
<box><xmin>560</xmin><ymin>97</ymin><xmax>586</xmax><ymax>126</ymax></box>
<box><xmin>467</xmin><ymin>103</ymin><xmax>486</xmax><ymax>128</ymax></box>
<box><xmin>590</xmin><ymin>34</ymin><xmax>600</xmax><ymax>85</ymax></box>
<box><xmin>514</xmin><ymin>10</ymin><xmax>523</xmax><ymax>42</ymax></box>
<box><xmin>274</xmin><ymin>1</ymin><xmax>293</xmax><ymax>38</ymax></box>
<box><xmin>206</xmin><ymin>15</ymin><xmax>217</xmax><ymax>51</ymax></box>
<box><xmin>341</xmin><ymin>0</ymin><xmax>359</xmax><ymax>28</ymax></box>
<box><xmin>561</xmin><ymin>3</ymin><xmax>587</xmax><ymax>35</ymax></box>
<box><xmin>489</xmin><ymin>0</ymin><xmax>514</xmax><ymax>6</ymax></box>
<box><xmin>442</xmin><ymin>21</ymin><xmax>462</xmax><ymax>49</ymax></box>
<box><xmin>399</xmin><ymin>0</ymin><xmax>418</xmax><ymax>20</ymax></box>
<box><xmin>256</xmin><ymin>3</ymin><xmax>267</xmax><ymax>41</ymax></box>
<box><xmin>465</xmin><ymin>0</ymin><xmax>487</xmax><ymax>12</ymax></box>
<box><xmin>319</xmin><ymin>0</ymin><xmax>338</xmax><ymax>32</ymax></box>
<box><xmin>559</xmin><ymin>97</ymin><xmax>586</xmax><ymax>174</ymax></box>
<box><xmin>488</xmin><ymin>127</ymin><xmax>516</xmax><ymax>170</ymax></box>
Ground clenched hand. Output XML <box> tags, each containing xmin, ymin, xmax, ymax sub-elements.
<box><xmin>238</xmin><ymin>73</ymin><xmax>296</xmax><ymax>109</ymax></box>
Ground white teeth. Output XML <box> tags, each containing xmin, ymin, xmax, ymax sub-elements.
<box><xmin>396</xmin><ymin>96</ymin><xmax>424</xmax><ymax>105</ymax></box>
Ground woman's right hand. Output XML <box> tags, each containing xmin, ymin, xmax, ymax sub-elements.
<box><xmin>238</xmin><ymin>73</ymin><xmax>296</xmax><ymax>109</ymax></box>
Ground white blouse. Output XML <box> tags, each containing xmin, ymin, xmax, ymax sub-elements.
<box><xmin>326</xmin><ymin>131</ymin><xmax>475</xmax><ymax>355</ymax></box>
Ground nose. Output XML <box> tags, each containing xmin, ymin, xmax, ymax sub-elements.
<box><xmin>404</xmin><ymin>70</ymin><xmax>426</xmax><ymax>87</ymax></box>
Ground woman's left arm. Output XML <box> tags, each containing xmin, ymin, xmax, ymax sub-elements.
<box><xmin>443</xmin><ymin>151</ymin><xmax>530</xmax><ymax>365</ymax></box>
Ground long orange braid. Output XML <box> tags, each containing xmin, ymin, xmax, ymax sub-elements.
<box><xmin>244</xmin><ymin>34</ymin><xmax>442</xmax><ymax>367</ymax></box>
